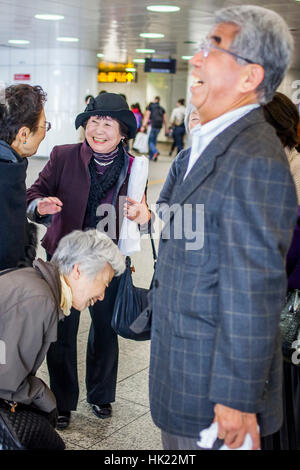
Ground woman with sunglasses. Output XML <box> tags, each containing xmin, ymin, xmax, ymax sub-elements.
<box><xmin>0</xmin><ymin>84</ymin><xmax>49</xmax><ymax>270</ymax></box>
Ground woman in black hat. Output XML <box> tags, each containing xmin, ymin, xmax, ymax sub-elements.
<box><xmin>26</xmin><ymin>93</ymin><xmax>151</xmax><ymax>429</ymax></box>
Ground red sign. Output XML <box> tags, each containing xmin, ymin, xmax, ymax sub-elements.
<box><xmin>14</xmin><ymin>74</ymin><xmax>31</xmax><ymax>81</ymax></box>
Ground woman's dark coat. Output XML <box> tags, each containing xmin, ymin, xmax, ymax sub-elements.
<box><xmin>26</xmin><ymin>140</ymin><xmax>132</xmax><ymax>255</ymax></box>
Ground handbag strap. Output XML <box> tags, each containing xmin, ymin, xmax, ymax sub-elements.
<box><xmin>150</xmin><ymin>232</ymin><xmax>157</xmax><ymax>261</ymax></box>
<box><xmin>294</xmin><ymin>290</ymin><xmax>300</xmax><ymax>311</ymax></box>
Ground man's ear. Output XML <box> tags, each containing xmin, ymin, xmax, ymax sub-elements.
<box><xmin>239</xmin><ymin>64</ymin><xmax>265</xmax><ymax>94</ymax></box>
<box><xmin>71</xmin><ymin>263</ymin><xmax>81</xmax><ymax>280</ymax></box>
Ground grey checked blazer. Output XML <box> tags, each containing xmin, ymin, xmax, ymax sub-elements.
<box><xmin>149</xmin><ymin>108</ymin><xmax>298</xmax><ymax>439</ymax></box>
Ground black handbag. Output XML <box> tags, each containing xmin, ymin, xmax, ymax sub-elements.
<box><xmin>0</xmin><ymin>400</ymin><xmax>65</xmax><ymax>451</ymax></box>
<box><xmin>280</xmin><ymin>289</ymin><xmax>300</xmax><ymax>364</ymax></box>
<box><xmin>111</xmin><ymin>235</ymin><xmax>157</xmax><ymax>341</ymax></box>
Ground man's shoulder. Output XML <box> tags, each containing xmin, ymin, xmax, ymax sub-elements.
<box><xmin>223</xmin><ymin>109</ymin><xmax>286</xmax><ymax>163</ymax></box>
<box><xmin>235</xmin><ymin>121</ymin><xmax>285</xmax><ymax>161</ymax></box>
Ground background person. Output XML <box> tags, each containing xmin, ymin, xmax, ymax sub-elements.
<box><xmin>168</xmin><ymin>99</ymin><xmax>186</xmax><ymax>156</ymax></box>
<box><xmin>263</xmin><ymin>92</ymin><xmax>300</xmax><ymax>203</ymax></box>
<box><xmin>149</xmin><ymin>5</ymin><xmax>297</xmax><ymax>450</ymax></box>
<box><xmin>183</xmin><ymin>104</ymin><xmax>201</xmax><ymax>148</ymax></box>
<box><xmin>261</xmin><ymin>91</ymin><xmax>300</xmax><ymax>450</ymax></box>
<box><xmin>27</xmin><ymin>92</ymin><xmax>151</xmax><ymax>429</ymax></box>
<box><xmin>131</xmin><ymin>103</ymin><xmax>143</xmax><ymax>132</ymax></box>
<box><xmin>140</xmin><ymin>96</ymin><xmax>168</xmax><ymax>161</ymax></box>
<box><xmin>0</xmin><ymin>84</ymin><xmax>48</xmax><ymax>270</ymax></box>
<box><xmin>0</xmin><ymin>229</ymin><xmax>124</xmax><ymax>449</ymax></box>
<box><xmin>79</xmin><ymin>94</ymin><xmax>94</xmax><ymax>142</ymax></box>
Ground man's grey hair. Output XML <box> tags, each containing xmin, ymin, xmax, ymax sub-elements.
<box><xmin>214</xmin><ymin>5</ymin><xmax>294</xmax><ymax>104</ymax></box>
<box><xmin>51</xmin><ymin>229</ymin><xmax>125</xmax><ymax>279</ymax></box>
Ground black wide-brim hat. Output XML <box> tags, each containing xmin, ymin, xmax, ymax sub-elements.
<box><xmin>75</xmin><ymin>92</ymin><xmax>137</xmax><ymax>139</ymax></box>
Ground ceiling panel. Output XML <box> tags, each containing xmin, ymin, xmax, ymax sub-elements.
<box><xmin>0</xmin><ymin>0</ymin><xmax>299</xmax><ymax>68</ymax></box>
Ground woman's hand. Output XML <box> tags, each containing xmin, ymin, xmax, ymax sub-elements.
<box><xmin>124</xmin><ymin>194</ymin><xmax>151</xmax><ymax>225</ymax></box>
<box><xmin>37</xmin><ymin>197</ymin><xmax>63</xmax><ymax>216</ymax></box>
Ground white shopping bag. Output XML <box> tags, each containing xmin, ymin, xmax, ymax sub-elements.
<box><xmin>118</xmin><ymin>156</ymin><xmax>149</xmax><ymax>256</ymax></box>
<box><xmin>132</xmin><ymin>132</ymin><xmax>149</xmax><ymax>154</ymax></box>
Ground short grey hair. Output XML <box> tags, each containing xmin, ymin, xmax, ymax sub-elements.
<box><xmin>214</xmin><ymin>5</ymin><xmax>294</xmax><ymax>104</ymax></box>
<box><xmin>51</xmin><ymin>229</ymin><xmax>125</xmax><ymax>279</ymax></box>
<box><xmin>184</xmin><ymin>103</ymin><xmax>197</xmax><ymax>134</ymax></box>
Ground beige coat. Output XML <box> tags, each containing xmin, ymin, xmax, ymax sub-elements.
<box><xmin>0</xmin><ymin>259</ymin><xmax>64</xmax><ymax>413</ymax></box>
<box><xmin>286</xmin><ymin>147</ymin><xmax>300</xmax><ymax>203</ymax></box>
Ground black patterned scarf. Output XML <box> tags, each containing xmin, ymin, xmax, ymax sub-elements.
<box><xmin>84</xmin><ymin>143</ymin><xmax>125</xmax><ymax>228</ymax></box>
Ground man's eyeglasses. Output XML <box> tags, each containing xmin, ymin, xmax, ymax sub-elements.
<box><xmin>198</xmin><ymin>38</ymin><xmax>255</xmax><ymax>65</ymax></box>
<box><xmin>40</xmin><ymin>121</ymin><xmax>51</xmax><ymax>132</ymax></box>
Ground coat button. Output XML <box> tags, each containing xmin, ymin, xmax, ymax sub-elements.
<box><xmin>154</xmin><ymin>280</ymin><xmax>159</xmax><ymax>288</ymax></box>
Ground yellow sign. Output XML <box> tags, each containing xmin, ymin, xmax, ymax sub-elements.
<box><xmin>97</xmin><ymin>62</ymin><xmax>137</xmax><ymax>83</ymax></box>
<box><xmin>97</xmin><ymin>71</ymin><xmax>136</xmax><ymax>83</ymax></box>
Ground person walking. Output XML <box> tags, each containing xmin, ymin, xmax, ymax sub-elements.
<box><xmin>169</xmin><ymin>99</ymin><xmax>186</xmax><ymax>156</ymax></box>
<box><xmin>140</xmin><ymin>96</ymin><xmax>168</xmax><ymax>161</ymax></box>
<box><xmin>261</xmin><ymin>92</ymin><xmax>300</xmax><ymax>450</ymax></box>
<box><xmin>148</xmin><ymin>5</ymin><xmax>298</xmax><ymax>450</ymax></box>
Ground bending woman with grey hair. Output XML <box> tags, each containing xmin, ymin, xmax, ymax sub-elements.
<box><xmin>0</xmin><ymin>229</ymin><xmax>124</xmax><ymax>450</ymax></box>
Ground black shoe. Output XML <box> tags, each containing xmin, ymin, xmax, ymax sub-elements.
<box><xmin>91</xmin><ymin>403</ymin><xmax>112</xmax><ymax>419</ymax></box>
<box><xmin>56</xmin><ymin>411</ymin><xmax>71</xmax><ymax>430</ymax></box>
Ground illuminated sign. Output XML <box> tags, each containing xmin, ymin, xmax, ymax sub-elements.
<box><xmin>14</xmin><ymin>74</ymin><xmax>31</xmax><ymax>81</ymax></box>
<box><xmin>97</xmin><ymin>62</ymin><xmax>137</xmax><ymax>83</ymax></box>
<box><xmin>97</xmin><ymin>71</ymin><xmax>136</xmax><ymax>83</ymax></box>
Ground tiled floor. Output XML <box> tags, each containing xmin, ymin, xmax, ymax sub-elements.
<box><xmin>27</xmin><ymin>143</ymin><xmax>175</xmax><ymax>450</ymax></box>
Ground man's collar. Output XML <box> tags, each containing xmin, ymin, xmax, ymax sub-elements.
<box><xmin>195</xmin><ymin>104</ymin><xmax>261</xmax><ymax>137</ymax></box>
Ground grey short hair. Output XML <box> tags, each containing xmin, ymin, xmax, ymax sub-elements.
<box><xmin>184</xmin><ymin>103</ymin><xmax>197</xmax><ymax>134</ymax></box>
<box><xmin>214</xmin><ymin>5</ymin><xmax>294</xmax><ymax>104</ymax></box>
<box><xmin>51</xmin><ymin>229</ymin><xmax>125</xmax><ymax>279</ymax></box>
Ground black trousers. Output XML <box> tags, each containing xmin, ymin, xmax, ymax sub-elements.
<box><xmin>261</xmin><ymin>361</ymin><xmax>300</xmax><ymax>450</ymax></box>
<box><xmin>46</xmin><ymin>275</ymin><xmax>120</xmax><ymax>411</ymax></box>
<box><xmin>173</xmin><ymin>124</ymin><xmax>185</xmax><ymax>153</ymax></box>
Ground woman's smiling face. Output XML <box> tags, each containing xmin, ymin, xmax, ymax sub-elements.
<box><xmin>85</xmin><ymin>115</ymin><xmax>123</xmax><ymax>153</ymax></box>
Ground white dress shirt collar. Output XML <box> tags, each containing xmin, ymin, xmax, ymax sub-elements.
<box><xmin>184</xmin><ymin>104</ymin><xmax>260</xmax><ymax>180</ymax></box>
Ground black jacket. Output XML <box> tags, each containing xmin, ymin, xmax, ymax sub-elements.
<box><xmin>0</xmin><ymin>140</ymin><xmax>37</xmax><ymax>270</ymax></box>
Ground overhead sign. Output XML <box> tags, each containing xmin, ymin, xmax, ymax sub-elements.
<box><xmin>97</xmin><ymin>62</ymin><xmax>137</xmax><ymax>83</ymax></box>
<box><xmin>14</xmin><ymin>74</ymin><xmax>31</xmax><ymax>81</ymax></box>
<box><xmin>97</xmin><ymin>71</ymin><xmax>136</xmax><ymax>83</ymax></box>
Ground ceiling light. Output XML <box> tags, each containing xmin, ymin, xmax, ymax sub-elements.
<box><xmin>97</xmin><ymin>53</ymin><xmax>104</xmax><ymax>58</ymax></box>
<box><xmin>139</xmin><ymin>33</ymin><xmax>165</xmax><ymax>39</ymax></box>
<box><xmin>147</xmin><ymin>5</ymin><xmax>180</xmax><ymax>13</ymax></box>
<box><xmin>8</xmin><ymin>39</ymin><xmax>30</xmax><ymax>45</ymax></box>
<box><xmin>125</xmin><ymin>68</ymin><xmax>136</xmax><ymax>72</ymax></box>
<box><xmin>57</xmin><ymin>37</ymin><xmax>79</xmax><ymax>42</ymax></box>
<box><xmin>136</xmin><ymin>48</ymin><xmax>155</xmax><ymax>53</ymax></box>
<box><xmin>181</xmin><ymin>56</ymin><xmax>193</xmax><ymax>60</ymax></box>
<box><xmin>133</xmin><ymin>59</ymin><xmax>146</xmax><ymax>63</ymax></box>
<box><xmin>35</xmin><ymin>14</ymin><xmax>64</xmax><ymax>21</ymax></box>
